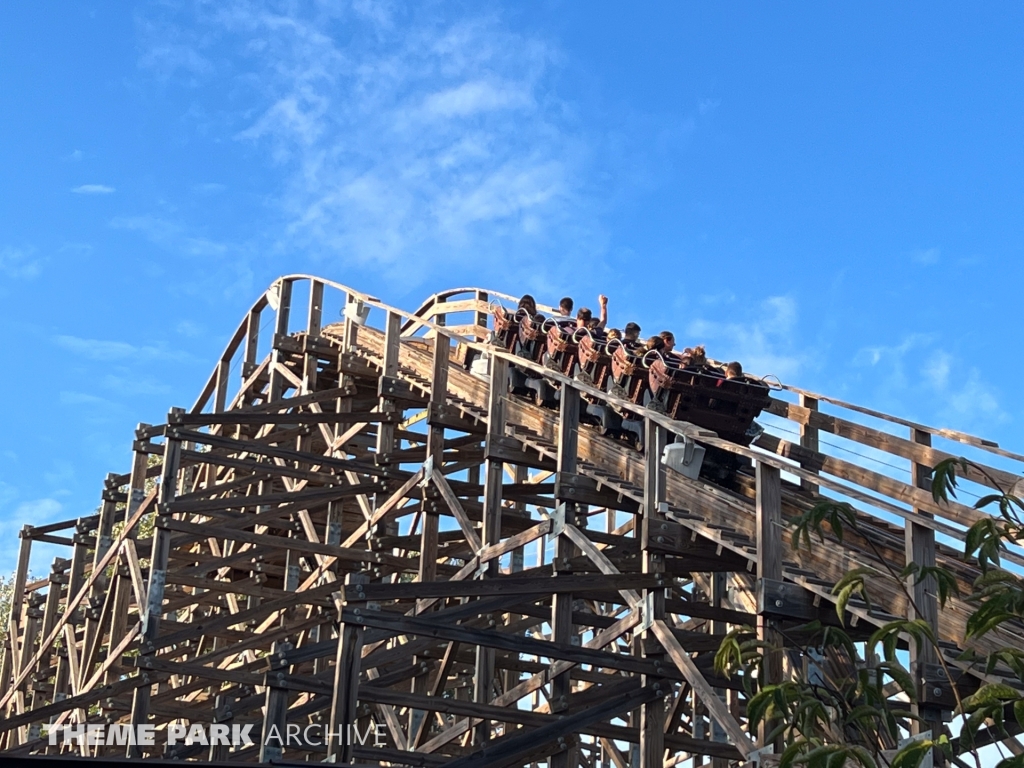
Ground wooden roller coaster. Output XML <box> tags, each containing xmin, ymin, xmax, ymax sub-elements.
<box><xmin>2</xmin><ymin>275</ymin><xmax>1023</xmax><ymax>767</ymax></box>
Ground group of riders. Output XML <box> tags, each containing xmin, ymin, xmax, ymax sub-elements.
<box><xmin>512</xmin><ymin>293</ymin><xmax>744</xmax><ymax>380</ymax></box>
<box><xmin>485</xmin><ymin>293</ymin><xmax>752</xmax><ymax>451</ymax></box>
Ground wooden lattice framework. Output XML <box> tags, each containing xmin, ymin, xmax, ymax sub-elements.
<box><xmin>2</xmin><ymin>275</ymin><xmax>1024</xmax><ymax>767</ymax></box>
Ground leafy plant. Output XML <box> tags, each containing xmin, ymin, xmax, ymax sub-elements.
<box><xmin>719</xmin><ymin>456</ymin><xmax>1024</xmax><ymax>768</ymax></box>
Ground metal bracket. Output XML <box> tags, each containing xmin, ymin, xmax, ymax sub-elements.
<box><xmin>639</xmin><ymin>591</ymin><xmax>656</xmax><ymax>633</ymax></box>
<box><xmin>549</xmin><ymin>503</ymin><xmax>567</xmax><ymax>538</ymax></box>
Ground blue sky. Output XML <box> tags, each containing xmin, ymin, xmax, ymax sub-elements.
<box><xmin>1</xmin><ymin>2</ymin><xmax>1022</xmax><ymax>572</ymax></box>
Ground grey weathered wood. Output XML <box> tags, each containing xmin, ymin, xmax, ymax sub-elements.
<box><xmin>473</xmin><ymin>353</ymin><xmax>508</xmax><ymax>746</ymax></box>
<box><xmin>127</xmin><ymin>410</ymin><xmax>183</xmax><ymax>756</ymax></box>
<box><xmin>328</xmin><ymin>573</ymin><xmax>368</xmax><ymax>763</ymax></box>
<box><xmin>268</xmin><ymin>278</ymin><xmax>294</xmax><ymax>401</ymax></box>
<box><xmin>799</xmin><ymin>393</ymin><xmax>819</xmax><ymax>493</ymax></box>
<box><xmin>260</xmin><ymin>640</ymin><xmax>293</xmax><ymax>762</ymax></box>
<box><xmin>641</xmin><ymin>418</ymin><xmax>668</xmax><ymax>768</ymax></box>
<box><xmin>907</xmin><ymin>428</ymin><xmax>943</xmax><ymax>739</ymax></box>
<box><xmin>551</xmin><ymin>384</ymin><xmax>581</xmax><ymax>768</ymax></box>
<box><xmin>243</xmin><ymin>306</ymin><xmax>261</xmax><ymax>379</ymax></box>
<box><xmin>756</xmin><ymin>460</ymin><xmax>783</xmax><ymax>748</ymax></box>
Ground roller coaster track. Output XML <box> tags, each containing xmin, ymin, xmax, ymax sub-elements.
<box><xmin>1</xmin><ymin>275</ymin><xmax>1022</xmax><ymax>767</ymax></box>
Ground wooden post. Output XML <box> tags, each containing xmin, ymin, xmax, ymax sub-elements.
<box><xmin>127</xmin><ymin>410</ymin><xmax>183</xmax><ymax>757</ymax></box>
<box><xmin>375</xmin><ymin>311</ymin><xmax>401</xmax><ymax>465</ymax></box>
<box><xmin>551</xmin><ymin>384</ymin><xmax>580</xmax><ymax>768</ymax></box>
<box><xmin>412</xmin><ymin>333</ymin><xmax>449</xmax><ymax>740</ymax></box>
<box><xmin>475</xmin><ymin>290</ymin><xmax>489</xmax><ymax>340</ymax></box>
<box><xmin>1</xmin><ymin>528</ymin><xmax>32</xmax><ymax>732</ymax></box>
<box><xmin>907</xmin><ymin>428</ymin><xmax>943</xmax><ymax>743</ymax></box>
<box><xmin>711</xmin><ymin>571</ymin><xmax>730</xmax><ymax>768</ymax></box>
<box><xmin>214</xmin><ymin>357</ymin><xmax>230</xmax><ymax>413</ymax></box>
<box><xmin>32</xmin><ymin>558</ymin><xmax>66</xmax><ymax>714</ymax></box>
<box><xmin>105</xmin><ymin>447</ymin><xmax>148</xmax><ymax>690</ymax></box>
<box><xmin>260</xmin><ymin>640</ymin><xmax>293</xmax><ymax>762</ymax></box>
<box><xmin>640</xmin><ymin>418</ymin><xmax>668</xmax><ymax>768</ymax></box>
<box><xmin>328</xmin><ymin>573</ymin><xmax>368</xmax><ymax>764</ymax></box>
<box><xmin>307</xmin><ymin>279</ymin><xmax>324</xmax><ymax>336</ymax></box>
<box><xmin>78</xmin><ymin>479</ymin><xmax>118</xmax><ymax>693</ymax></box>
<box><xmin>302</xmin><ymin>280</ymin><xmax>324</xmax><ymax>395</ymax></box>
<box><xmin>474</xmin><ymin>353</ymin><xmax>508</xmax><ymax>746</ymax></box>
<box><xmin>799</xmin><ymin>394</ymin><xmax>819</xmax><ymax>494</ymax></box>
<box><xmin>51</xmin><ymin>518</ymin><xmax>90</xmax><ymax>706</ymax></box>
<box><xmin>243</xmin><ymin>306</ymin><xmax>262</xmax><ymax>380</ymax></box>
<box><xmin>756</xmin><ymin>461</ymin><xmax>783</xmax><ymax>749</ymax></box>
<box><xmin>268</xmin><ymin>278</ymin><xmax>293</xmax><ymax>402</ymax></box>
<box><xmin>342</xmin><ymin>294</ymin><xmax>360</xmax><ymax>352</ymax></box>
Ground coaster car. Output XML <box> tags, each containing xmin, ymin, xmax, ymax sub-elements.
<box><xmin>577</xmin><ymin>331</ymin><xmax>621</xmax><ymax>390</ymax></box>
<box><xmin>610</xmin><ymin>343</ymin><xmax>658</xmax><ymax>404</ymax></box>
<box><xmin>545</xmin><ymin>322</ymin><xmax>588</xmax><ymax>377</ymax></box>
<box><xmin>647</xmin><ymin>356</ymin><xmax>771</xmax><ymax>446</ymax></box>
<box><xmin>516</xmin><ymin>312</ymin><xmax>552</xmax><ymax>365</ymax></box>
<box><xmin>490</xmin><ymin>304</ymin><xmax>521</xmax><ymax>353</ymax></box>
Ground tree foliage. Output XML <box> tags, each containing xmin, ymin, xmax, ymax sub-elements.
<box><xmin>717</xmin><ymin>457</ymin><xmax>1024</xmax><ymax>768</ymax></box>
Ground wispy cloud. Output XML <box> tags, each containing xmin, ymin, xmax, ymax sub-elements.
<box><xmin>54</xmin><ymin>334</ymin><xmax>195</xmax><ymax>363</ymax></box>
<box><xmin>687</xmin><ymin>295</ymin><xmax>803</xmax><ymax>381</ymax></box>
<box><xmin>854</xmin><ymin>335</ymin><xmax>1008</xmax><ymax>431</ymax></box>
<box><xmin>138</xmin><ymin>3</ymin><xmax>607</xmax><ymax>287</ymax></box>
<box><xmin>0</xmin><ymin>498</ymin><xmax>68</xmax><ymax>574</ymax></box>
<box><xmin>101</xmin><ymin>373</ymin><xmax>173</xmax><ymax>397</ymax></box>
<box><xmin>111</xmin><ymin>215</ymin><xmax>227</xmax><ymax>257</ymax></box>
<box><xmin>192</xmin><ymin>182</ymin><xmax>226</xmax><ymax>195</ymax></box>
<box><xmin>911</xmin><ymin>246</ymin><xmax>940</xmax><ymax>265</ymax></box>
<box><xmin>72</xmin><ymin>184</ymin><xmax>115</xmax><ymax>194</ymax></box>
<box><xmin>176</xmin><ymin>320</ymin><xmax>203</xmax><ymax>337</ymax></box>
<box><xmin>59</xmin><ymin>391</ymin><xmax>118</xmax><ymax>408</ymax></box>
<box><xmin>0</xmin><ymin>246</ymin><xmax>42</xmax><ymax>279</ymax></box>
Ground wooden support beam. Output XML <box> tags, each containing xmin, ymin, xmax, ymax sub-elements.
<box><xmin>756</xmin><ymin>460</ymin><xmax>783</xmax><ymax>751</ymax></box>
<box><xmin>444</xmin><ymin>684</ymin><xmax>661</xmax><ymax>768</ymax></box>
<box><xmin>641</xmin><ymin>418</ymin><xmax>668</xmax><ymax>768</ymax></box>
<box><xmin>127</xmin><ymin>410</ymin><xmax>183</xmax><ymax>756</ymax></box>
<box><xmin>243</xmin><ymin>306</ymin><xmax>261</xmax><ymax>379</ymax></box>
<box><xmin>799</xmin><ymin>394</ymin><xmax>819</xmax><ymax>493</ymax></box>
<box><xmin>474</xmin><ymin>353</ymin><xmax>508</xmax><ymax>746</ymax></box>
<box><xmin>907</xmin><ymin>427</ymin><xmax>944</xmax><ymax>743</ymax></box>
<box><xmin>411</xmin><ymin>333</ymin><xmax>451</xmax><ymax>741</ymax></box>
<box><xmin>551</xmin><ymin>384</ymin><xmax>581</xmax><ymax>768</ymax></box>
<box><xmin>260</xmin><ymin>640</ymin><xmax>293</xmax><ymax>762</ymax></box>
<box><xmin>328</xmin><ymin>573</ymin><xmax>369</xmax><ymax>763</ymax></box>
<box><xmin>268</xmin><ymin>278</ymin><xmax>293</xmax><ymax>401</ymax></box>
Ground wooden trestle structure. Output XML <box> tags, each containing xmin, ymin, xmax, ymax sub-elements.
<box><xmin>3</xmin><ymin>275</ymin><xmax>1024</xmax><ymax>767</ymax></box>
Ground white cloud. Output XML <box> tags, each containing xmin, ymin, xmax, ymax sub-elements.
<box><xmin>421</xmin><ymin>80</ymin><xmax>532</xmax><ymax>119</ymax></box>
<box><xmin>911</xmin><ymin>247</ymin><xmax>940</xmax><ymax>265</ymax></box>
<box><xmin>101</xmin><ymin>373</ymin><xmax>172</xmax><ymax>397</ymax></box>
<box><xmin>193</xmin><ymin>182</ymin><xmax>226</xmax><ymax>194</ymax></box>
<box><xmin>0</xmin><ymin>498</ymin><xmax>69</xmax><ymax>575</ymax></box>
<box><xmin>687</xmin><ymin>295</ymin><xmax>802</xmax><ymax>381</ymax></box>
<box><xmin>698</xmin><ymin>98</ymin><xmax>720</xmax><ymax>115</ymax></box>
<box><xmin>0</xmin><ymin>246</ymin><xmax>42</xmax><ymax>279</ymax></box>
<box><xmin>111</xmin><ymin>215</ymin><xmax>227</xmax><ymax>257</ymax></box>
<box><xmin>176</xmin><ymin>320</ymin><xmax>203</xmax><ymax>337</ymax></box>
<box><xmin>54</xmin><ymin>334</ymin><xmax>195</xmax><ymax>363</ymax></box>
<box><xmin>853</xmin><ymin>335</ymin><xmax>1007</xmax><ymax>431</ymax></box>
<box><xmin>65</xmin><ymin>149</ymin><xmax>84</xmax><ymax>161</ymax></box>
<box><xmin>72</xmin><ymin>184</ymin><xmax>115</xmax><ymax>194</ymax></box>
<box><xmin>923</xmin><ymin>350</ymin><xmax>951</xmax><ymax>389</ymax></box>
<box><xmin>59</xmin><ymin>391</ymin><xmax>117</xmax><ymax>407</ymax></box>
<box><xmin>140</xmin><ymin>4</ymin><xmax>602</xmax><ymax>286</ymax></box>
